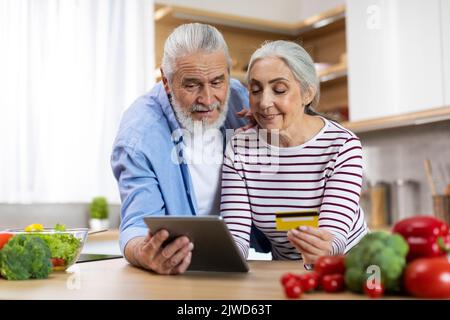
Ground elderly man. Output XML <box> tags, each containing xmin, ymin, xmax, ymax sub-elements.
<box><xmin>111</xmin><ymin>23</ymin><xmax>268</xmax><ymax>275</ymax></box>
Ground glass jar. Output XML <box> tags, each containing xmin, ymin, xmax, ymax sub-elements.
<box><xmin>390</xmin><ymin>179</ymin><xmax>420</xmax><ymax>223</ymax></box>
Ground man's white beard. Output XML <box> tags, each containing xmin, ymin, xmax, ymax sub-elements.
<box><xmin>171</xmin><ymin>88</ymin><xmax>230</xmax><ymax>134</ymax></box>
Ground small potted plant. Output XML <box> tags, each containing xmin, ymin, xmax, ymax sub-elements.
<box><xmin>89</xmin><ymin>196</ymin><xmax>109</xmax><ymax>231</ymax></box>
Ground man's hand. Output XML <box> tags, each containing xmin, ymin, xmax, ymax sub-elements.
<box><xmin>235</xmin><ymin>109</ymin><xmax>257</xmax><ymax>132</ymax></box>
<box><xmin>125</xmin><ymin>229</ymin><xmax>194</xmax><ymax>275</ymax></box>
<box><xmin>287</xmin><ymin>226</ymin><xmax>334</xmax><ymax>265</ymax></box>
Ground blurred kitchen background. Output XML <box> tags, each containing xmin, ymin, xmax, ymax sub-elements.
<box><xmin>1</xmin><ymin>0</ymin><xmax>449</xmax><ymax>237</ymax></box>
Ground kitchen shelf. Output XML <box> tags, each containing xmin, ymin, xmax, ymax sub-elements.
<box><xmin>342</xmin><ymin>106</ymin><xmax>450</xmax><ymax>134</ymax></box>
<box><xmin>318</xmin><ymin>62</ymin><xmax>347</xmax><ymax>84</ymax></box>
<box><xmin>155</xmin><ymin>4</ymin><xmax>345</xmax><ymax>36</ymax></box>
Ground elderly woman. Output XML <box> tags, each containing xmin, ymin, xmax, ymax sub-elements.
<box><xmin>221</xmin><ymin>40</ymin><xmax>368</xmax><ymax>265</ymax></box>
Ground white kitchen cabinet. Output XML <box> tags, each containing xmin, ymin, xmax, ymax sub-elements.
<box><xmin>442</xmin><ymin>0</ymin><xmax>450</xmax><ymax>106</ymax></box>
<box><xmin>346</xmin><ymin>0</ymin><xmax>445</xmax><ymax>121</ymax></box>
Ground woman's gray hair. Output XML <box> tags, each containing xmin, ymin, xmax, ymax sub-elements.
<box><xmin>161</xmin><ymin>23</ymin><xmax>231</xmax><ymax>83</ymax></box>
<box><xmin>246</xmin><ymin>40</ymin><xmax>320</xmax><ymax>115</ymax></box>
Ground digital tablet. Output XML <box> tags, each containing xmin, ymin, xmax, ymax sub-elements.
<box><xmin>76</xmin><ymin>253</ymin><xmax>123</xmax><ymax>264</ymax></box>
<box><xmin>144</xmin><ymin>216</ymin><xmax>249</xmax><ymax>272</ymax></box>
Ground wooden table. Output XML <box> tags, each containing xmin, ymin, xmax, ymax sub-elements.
<box><xmin>0</xmin><ymin>258</ymin><xmax>378</xmax><ymax>300</ymax></box>
<box><xmin>1</xmin><ymin>230</ymin><xmax>409</xmax><ymax>300</ymax></box>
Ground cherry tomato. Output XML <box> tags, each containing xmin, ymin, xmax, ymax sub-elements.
<box><xmin>314</xmin><ymin>255</ymin><xmax>346</xmax><ymax>277</ymax></box>
<box><xmin>364</xmin><ymin>281</ymin><xmax>385</xmax><ymax>299</ymax></box>
<box><xmin>321</xmin><ymin>274</ymin><xmax>345</xmax><ymax>293</ymax></box>
<box><xmin>296</xmin><ymin>272</ymin><xmax>319</xmax><ymax>292</ymax></box>
<box><xmin>280</xmin><ymin>272</ymin><xmax>297</xmax><ymax>286</ymax></box>
<box><xmin>404</xmin><ymin>257</ymin><xmax>450</xmax><ymax>298</ymax></box>
<box><xmin>284</xmin><ymin>280</ymin><xmax>303</xmax><ymax>299</ymax></box>
<box><xmin>0</xmin><ymin>233</ymin><xmax>13</xmax><ymax>250</ymax></box>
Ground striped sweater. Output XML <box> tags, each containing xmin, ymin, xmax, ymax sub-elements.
<box><xmin>220</xmin><ymin>118</ymin><xmax>368</xmax><ymax>260</ymax></box>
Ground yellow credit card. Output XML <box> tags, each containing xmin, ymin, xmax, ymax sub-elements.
<box><xmin>275</xmin><ymin>210</ymin><xmax>319</xmax><ymax>231</ymax></box>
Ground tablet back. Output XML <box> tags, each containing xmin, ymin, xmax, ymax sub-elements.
<box><xmin>144</xmin><ymin>216</ymin><xmax>249</xmax><ymax>272</ymax></box>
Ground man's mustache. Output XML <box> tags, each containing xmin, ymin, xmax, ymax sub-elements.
<box><xmin>190</xmin><ymin>102</ymin><xmax>221</xmax><ymax>112</ymax></box>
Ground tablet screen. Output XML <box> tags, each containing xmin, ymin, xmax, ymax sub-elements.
<box><xmin>144</xmin><ymin>216</ymin><xmax>249</xmax><ymax>272</ymax></box>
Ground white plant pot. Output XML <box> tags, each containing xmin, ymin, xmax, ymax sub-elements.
<box><xmin>89</xmin><ymin>218</ymin><xmax>109</xmax><ymax>231</ymax></box>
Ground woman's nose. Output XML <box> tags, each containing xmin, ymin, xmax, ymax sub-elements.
<box><xmin>259</xmin><ymin>91</ymin><xmax>274</xmax><ymax>111</ymax></box>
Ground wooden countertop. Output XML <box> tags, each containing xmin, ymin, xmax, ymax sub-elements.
<box><xmin>0</xmin><ymin>230</ymin><xmax>409</xmax><ymax>300</ymax></box>
<box><xmin>0</xmin><ymin>258</ymin><xmax>397</xmax><ymax>300</ymax></box>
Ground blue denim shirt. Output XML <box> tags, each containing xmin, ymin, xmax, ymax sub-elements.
<box><xmin>111</xmin><ymin>79</ymin><xmax>249</xmax><ymax>254</ymax></box>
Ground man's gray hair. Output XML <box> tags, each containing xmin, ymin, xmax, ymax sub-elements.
<box><xmin>246</xmin><ymin>40</ymin><xmax>320</xmax><ymax>114</ymax></box>
<box><xmin>161</xmin><ymin>23</ymin><xmax>232</xmax><ymax>83</ymax></box>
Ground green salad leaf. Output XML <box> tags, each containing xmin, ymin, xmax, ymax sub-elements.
<box><xmin>54</xmin><ymin>223</ymin><xmax>66</xmax><ymax>232</ymax></box>
<box><xmin>36</xmin><ymin>233</ymin><xmax>81</xmax><ymax>264</ymax></box>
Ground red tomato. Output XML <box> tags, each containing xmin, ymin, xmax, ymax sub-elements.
<box><xmin>404</xmin><ymin>257</ymin><xmax>450</xmax><ymax>298</ymax></box>
<box><xmin>364</xmin><ymin>281</ymin><xmax>385</xmax><ymax>299</ymax></box>
<box><xmin>51</xmin><ymin>258</ymin><xmax>66</xmax><ymax>267</ymax></box>
<box><xmin>0</xmin><ymin>233</ymin><xmax>13</xmax><ymax>250</ymax></box>
<box><xmin>321</xmin><ymin>274</ymin><xmax>345</xmax><ymax>293</ymax></box>
<box><xmin>280</xmin><ymin>272</ymin><xmax>297</xmax><ymax>286</ymax></box>
<box><xmin>284</xmin><ymin>280</ymin><xmax>303</xmax><ymax>299</ymax></box>
<box><xmin>296</xmin><ymin>272</ymin><xmax>319</xmax><ymax>292</ymax></box>
<box><xmin>314</xmin><ymin>255</ymin><xmax>346</xmax><ymax>277</ymax></box>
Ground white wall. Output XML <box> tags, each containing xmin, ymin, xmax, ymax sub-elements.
<box><xmin>156</xmin><ymin>0</ymin><xmax>344</xmax><ymax>24</ymax></box>
<box><xmin>359</xmin><ymin>120</ymin><xmax>450</xmax><ymax>219</ymax></box>
<box><xmin>0</xmin><ymin>203</ymin><xmax>121</xmax><ymax>230</ymax></box>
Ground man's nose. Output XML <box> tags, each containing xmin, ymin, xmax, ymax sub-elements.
<box><xmin>197</xmin><ymin>86</ymin><xmax>213</xmax><ymax>106</ymax></box>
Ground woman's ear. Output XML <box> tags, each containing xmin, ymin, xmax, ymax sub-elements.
<box><xmin>303</xmin><ymin>87</ymin><xmax>317</xmax><ymax>106</ymax></box>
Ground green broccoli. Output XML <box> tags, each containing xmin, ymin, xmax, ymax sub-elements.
<box><xmin>345</xmin><ymin>231</ymin><xmax>408</xmax><ymax>293</ymax></box>
<box><xmin>0</xmin><ymin>234</ymin><xmax>52</xmax><ymax>280</ymax></box>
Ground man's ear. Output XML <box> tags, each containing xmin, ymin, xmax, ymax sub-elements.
<box><xmin>160</xmin><ymin>68</ymin><xmax>171</xmax><ymax>96</ymax></box>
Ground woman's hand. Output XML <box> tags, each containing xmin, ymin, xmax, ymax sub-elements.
<box><xmin>287</xmin><ymin>226</ymin><xmax>334</xmax><ymax>265</ymax></box>
<box><xmin>235</xmin><ymin>109</ymin><xmax>257</xmax><ymax>132</ymax></box>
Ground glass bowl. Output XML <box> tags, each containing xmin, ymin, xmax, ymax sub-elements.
<box><xmin>6</xmin><ymin>228</ymin><xmax>88</xmax><ymax>271</ymax></box>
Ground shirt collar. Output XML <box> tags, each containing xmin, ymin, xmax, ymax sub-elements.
<box><xmin>156</xmin><ymin>82</ymin><xmax>181</xmax><ymax>133</ymax></box>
